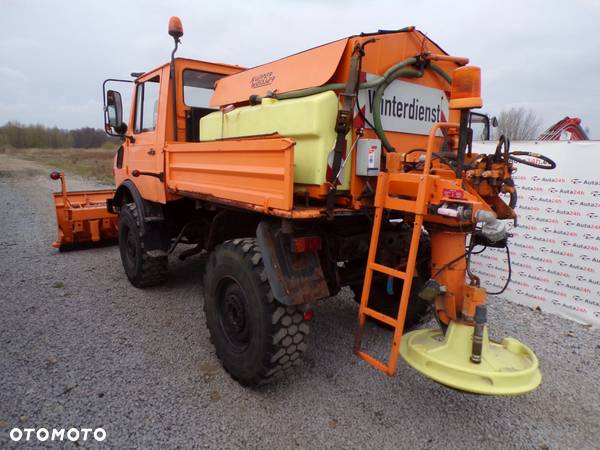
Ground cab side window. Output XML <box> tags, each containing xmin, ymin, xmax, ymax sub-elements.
<box><xmin>183</xmin><ymin>70</ymin><xmax>222</xmax><ymax>108</ymax></box>
<box><xmin>134</xmin><ymin>76</ymin><xmax>160</xmax><ymax>133</ymax></box>
<box><xmin>182</xmin><ymin>70</ymin><xmax>223</xmax><ymax>141</ymax></box>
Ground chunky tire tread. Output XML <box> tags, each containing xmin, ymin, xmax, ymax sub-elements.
<box><xmin>203</xmin><ymin>238</ymin><xmax>309</xmax><ymax>387</ymax></box>
<box><xmin>118</xmin><ymin>203</ymin><xmax>168</xmax><ymax>288</ymax></box>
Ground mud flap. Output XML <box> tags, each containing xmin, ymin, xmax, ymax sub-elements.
<box><xmin>256</xmin><ymin>221</ymin><xmax>330</xmax><ymax>305</ymax></box>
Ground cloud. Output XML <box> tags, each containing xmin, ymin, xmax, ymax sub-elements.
<box><xmin>0</xmin><ymin>67</ymin><xmax>27</xmax><ymax>81</ymax></box>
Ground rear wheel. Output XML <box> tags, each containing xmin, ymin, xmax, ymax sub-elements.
<box><xmin>203</xmin><ymin>238</ymin><xmax>310</xmax><ymax>386</ymax></box>
<box><xmin>118</xmin><ymin>203</ymin><xmax>168</xmax><ymax>288</ymax></box>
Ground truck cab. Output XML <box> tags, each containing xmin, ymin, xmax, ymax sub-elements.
<box><xmin>107</xmin><ymin>58</ymin><xmax>244</xmax><ymax>204</ymax></box>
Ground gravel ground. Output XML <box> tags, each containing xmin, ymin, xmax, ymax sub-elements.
<box><xmin>1</xmin><ymin>154</ymin><xmax>599</xmax><ymax>449</ymax></box>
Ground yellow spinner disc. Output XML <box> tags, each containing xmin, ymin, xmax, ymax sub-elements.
<box><xmin>400</xmin><ymin>321</ymin><xmax>541</xmax><ymax>395</ymax></box>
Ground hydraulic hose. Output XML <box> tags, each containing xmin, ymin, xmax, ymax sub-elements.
<box><xmin>508</xmin><ymin>151</ymin><xmax>556</xmax><ymax>170</ymax></box>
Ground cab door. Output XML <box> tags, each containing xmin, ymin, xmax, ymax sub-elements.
<box><xmin>125</xmin><ymin>71</ymin><xmax>167</xmax><ymax>203</ymax></box>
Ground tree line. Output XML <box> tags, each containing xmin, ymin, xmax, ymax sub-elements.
<box><xmin>0</xmin><ymin>122</ymin><xmax>117</xmax><ymax>149</ymax></box>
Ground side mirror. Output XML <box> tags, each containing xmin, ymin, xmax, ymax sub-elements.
<box><xmin>491</xmin><ymin>116</ymin><xmax>498</xmax><ymax>127</ymax></box>
<box><xmin>106</xmin><ymin>90</ymin><xmax>126</xmax><ymax>134</ymax></box>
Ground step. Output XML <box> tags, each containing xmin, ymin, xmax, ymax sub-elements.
<box><xmin>361</xmin><ymin>306</ymin><xmax>398</xmax><ymax>327</ymax></box>
<box><xmin>368</xmin><ymin>262</ymin><xmax>407</xmax><ymax>280</ymax></box>
<box><xmin>355</xmin><ymin>351</ymin><xmax>393</xmax><ymax>375</ymax></box>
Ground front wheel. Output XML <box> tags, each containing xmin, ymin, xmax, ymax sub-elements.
<box><xmin>118</xmin><ymin>203</ymin><xmax>168</xmax><ymax>288</ymax></box>
<box><xmin>203</xmin><ymin>238</ymin><xmax>310</xmax><ymax>386</ymax></box>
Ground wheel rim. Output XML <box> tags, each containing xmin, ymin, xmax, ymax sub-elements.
<box><xmin>217</xmin><ymin>278</ymin><xmax>251</xmax><ymax>352</ymax></box>
<box><xmin>121</xmin><ymin>224</ymin><xmax>137</xmax><ymax>272</ymax></box>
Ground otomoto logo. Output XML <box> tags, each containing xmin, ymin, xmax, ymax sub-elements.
<box><xmin>9</xmin><ymin>428</ymin><xmax>106</xmax><ymax>443</ymax></box>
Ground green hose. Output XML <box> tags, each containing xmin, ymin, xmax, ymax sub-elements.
<box><xmin>428</xmin><ymin>61</ymin><xmax>452</xmax><ymax>84</ymax></box>
<box><xmin>372</xmin><ymin>68</ymin><xmax>423</xmax><ymax>152</ymax></box>
<box><xmin>268</xmin><ymin>57</ymin><xmax>418</xmax><ymax>101</ymax></box>
<box><xmin>381</xmin><ymin>57</ymin><xmax>417</xmax><ymax>80</ymax></box>
<box><xmin>369</xmin><ymin>58</ymin><xmax>452</xmax><ymax>151</ymax></box>
<box><xmin>252</xmin><ymin>56</ymin><xmax>452</xmax><ymax>152</ymax></box>
<box><xmin>272</xmin><ymin>83</ymin><xmax>346</xmax><ymax>100</ymax></box>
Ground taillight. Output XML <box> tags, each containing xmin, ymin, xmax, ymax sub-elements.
<box><xmin>131</xmin><ymin>169</ymin><xmax>141</xmax><ymax>177</ymax></box>
<box><xmin>290</xmin><ymin>236</ymin><xmax>322</xmax><ymax>253</ymax></box>
<box><xmin>50</xmin><ymin>171</ymin><xmax>61</xmax><ymax>180</ymax></box>
<box><xmin>303</xmin><ymin>309</ymin><xmax>314</xmax><ymax>321</ymax></box>
<box><xmin>449</xmin><ymin>66</ymin><xmax>482</xmax><ymax>110</ymax></box>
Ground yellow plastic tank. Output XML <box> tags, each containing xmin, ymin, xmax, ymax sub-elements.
<box><xmin>199</xmin><ymin>91</ymin><xmax>351</xmax><ymax>190</ymax></box>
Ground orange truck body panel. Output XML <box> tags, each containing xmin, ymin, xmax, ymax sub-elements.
<box><xmin>165</xmin><ymin>136</ymin><xmax>295</xmax><ymax>211</ymax></box>
<box><xmin>210</xmin><ymin>38</ymin><xmax>349</xmax><ymax>107</ymax></box>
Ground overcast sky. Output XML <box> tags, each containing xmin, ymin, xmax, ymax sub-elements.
<box><xmin>1</xmin><ymin>0</ymin><xmax>599</xmax><ymax>137</ymax></box>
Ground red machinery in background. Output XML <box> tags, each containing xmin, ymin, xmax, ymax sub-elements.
<box><xmin>538</xmin><ymin>116</ymin><xmax>589</xmax><ymax>141</ymax></box>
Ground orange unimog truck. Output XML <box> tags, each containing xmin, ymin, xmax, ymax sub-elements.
<box><xmin>88</xmin><ymin>17</ymin><xmax>556</xmax><ymax>393</ymax></box>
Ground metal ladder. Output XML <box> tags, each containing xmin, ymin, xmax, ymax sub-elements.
<box><xmin>353</xmin><ymin>122</ymin><xmax>456</xmax><ymax>375</ymax></box>
<box><xmin>354</xmin><ymin>170</ymin><xmax>434</xmax><ymax>376</ymax></box>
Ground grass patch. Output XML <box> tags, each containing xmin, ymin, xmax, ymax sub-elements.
<box><xmin>1</xmin><ymin>147</ymin><xmax>115</xmax><ymax>183</ymax></box>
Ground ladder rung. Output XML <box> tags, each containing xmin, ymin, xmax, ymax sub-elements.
<box><xmin>361</xmin><ymin>307</ymin><xmax>398</xmax><ymax>327</ymax></box>
<box><xmin>369</xmin><ymin>262</ymin><xmax>407</xmax><ymax>280</ymax></box>
<box><xmin>356</xmin><ymin>351</ymin><xmax>394</xmax><ymax>376</ymax></box>
<box><xmin>384</xmin><ymin>196</ymin><xmax>417</xmax><ymax>213</ymax></box>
